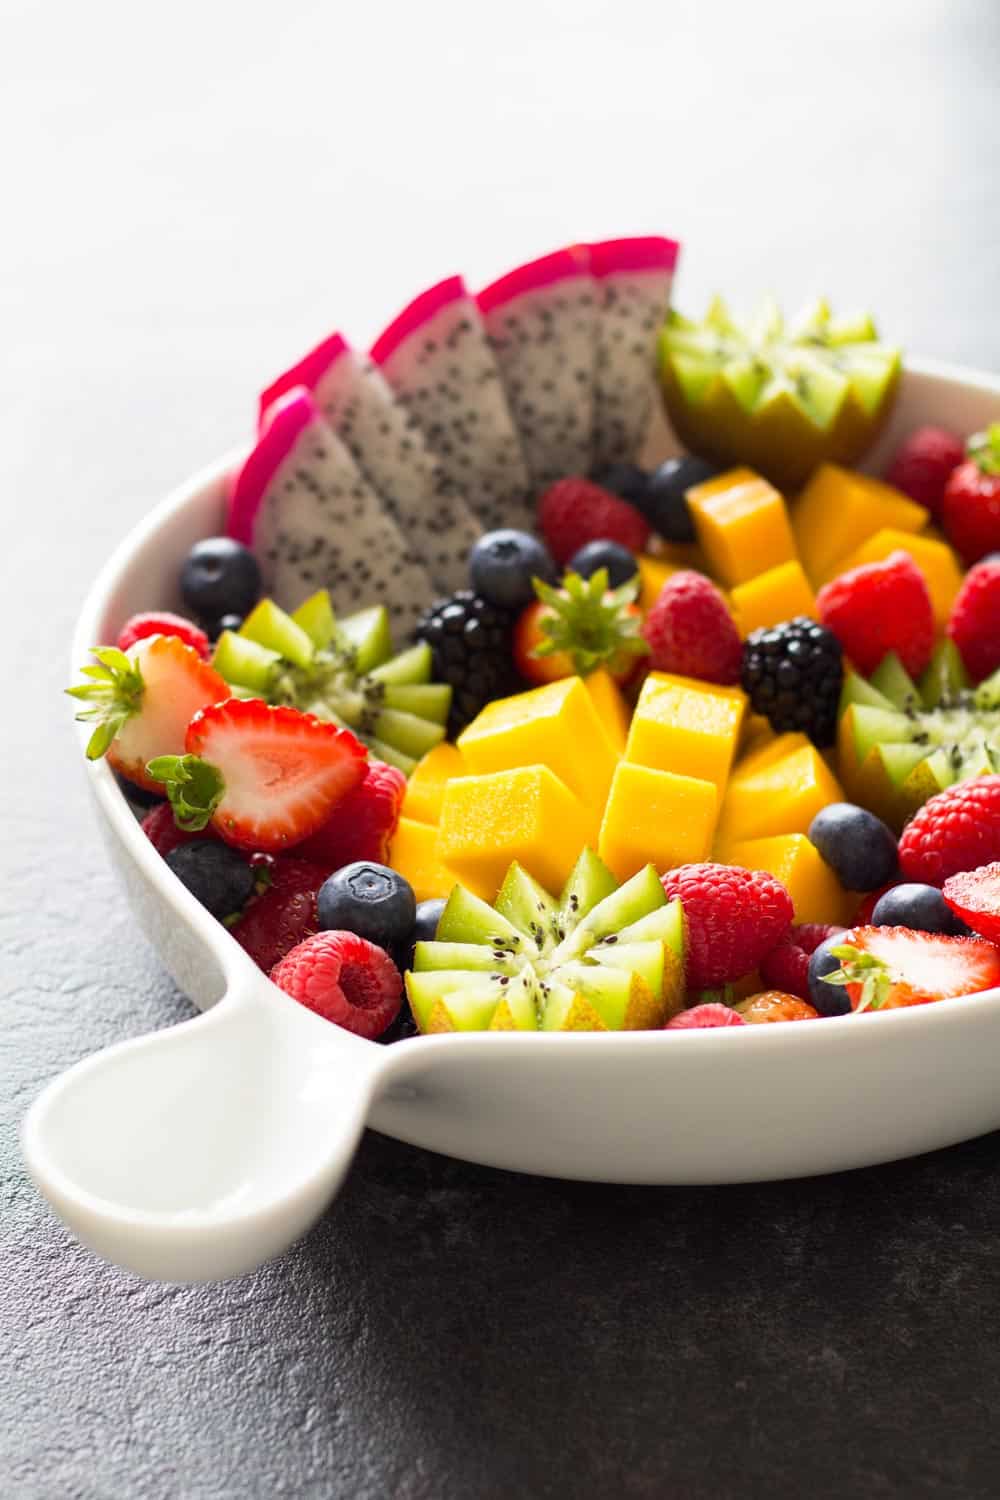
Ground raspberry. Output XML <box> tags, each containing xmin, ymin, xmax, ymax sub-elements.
<box><xmin>642</xmin><ymin>570</ymin><xmax>742</xmax><ymax>685</ymax></box>
<box><xmin>232</xmin><ymin>858</ymin><xmax>328</xmax><ymax>972</ymax></box>
<box><xmin>270</xmin><ymin>929</ymin><xmax>402</xmax><ymax>1039</ymax></box>
<box><xmin>885</xmin><ymin>426</ymin><xmax>964</xmax><ymax>519</ymax></box>
<box><xmin>942</xmin><ymin>863</ymin><xmax>1000</xmax><ymax>943</ymax></box>
<box><xmin>816</xmin><ymin>549</ymin><xmax>934</xmax><ymax>678</ymax></box>
<box><xmin>141</xmin><ymin>801</ymin><xmax>207</xmax><ymax>859</ymax></box>
<box><xmin>295</xmin><ymin>760</ymin><xmax>406</xmax><ymax>870</ymax></box>
<box><xmin>665</xmin><ymin>1002</ymin><xmax>746</xmax><ymax>1030</ymax></box>
<box><xmin>898</xmin><ymin>775</ymin><xmax>1000</xmax><ymax>887</ymax></box>
<box><xmin>759</xmin><ymin>923</ymin><xmax>844</xmax><ymax>1000</ymax></box>
<box><xmin>117</xmin><ymin>611</ymin><xmax>210</xmax><ymax>659</ymax></box>
<box><xmin>941</xmin><ymin>427</ymin><xmax>1000</xmax><ymax>566</ymax></box>
<box><xmin>661</xmin><ymin>863</ymin><xmax>794</xmax><ymax>989</ymax></box>
<box><xmin>538</xmin><ymin>478</ymin><xmax>650</xmax><ymax>566</ymax></box>
<box><xmin>737</xmin><ymin>991</ymin><xmax>820</xmax><ymax>1023</ymax></box>
<box><xmin>947</xmin><ymin>558</ymin><xmax>1000</xmax><ymax>682</ymax></box>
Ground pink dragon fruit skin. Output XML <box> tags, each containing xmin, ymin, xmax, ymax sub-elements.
<box><xmin>590</xmin><ymin>236</ymin><xmax>680</xmax><ymax>468</ymax></box>
<box><xmin>258</xmin><ymin>334</ymin><xmax>482</xmax><ymax>596</ymax></box>
<box><xmin>370</xmin><ymin>276</ymin><xmax>534</xmax><ymax>535</ymax></box>
<box><xmin>478</xmin><ymin>248</ymin><xmax>598</xmax><ymax>494</ymax></box>
<box><xmin>228</xmin><ymin>388</ymin><xmax>435</xmax><ymax>632</ymax></box>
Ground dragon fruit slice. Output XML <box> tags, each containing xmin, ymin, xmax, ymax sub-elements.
<box><xmin>370</xmin><ymin>276</ymin><xmax>534</xmax><ymax>534</ymax></box>
<box><xmin>228</xmin><ymin>388</ymin><xmax>435</xmax><ymax>633</ymax></box>
<box><xmin>478</xmin><ymin>248</ymin><xmax>598</xmax><ymax>493</ymax></box>
<box><xmin>259</xmin><ymin>333</ymin><xmax>482</xmax><ymax>595</ymax></box>
<box><xmin>590</xmin><ymin>236</ymin><xmax>680</xmax><ymax>468</ymax></box>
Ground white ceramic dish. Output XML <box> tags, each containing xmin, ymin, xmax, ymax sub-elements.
<box><xmin>22</xmin><ymin>358</ymin><xmax>1000</xmax><ymax>1284</ymax></box>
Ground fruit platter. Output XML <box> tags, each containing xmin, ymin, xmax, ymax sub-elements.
<box><xmin>24</xmin><ymin>236</ymin><xmax>1000</xmax><ymax>1281</ymax></box>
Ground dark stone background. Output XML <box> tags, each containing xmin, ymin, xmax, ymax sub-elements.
<box><xmin>4</xmin><ymin>2</ymin><xmax>1000</xmax><ymax>1494</ymax></box>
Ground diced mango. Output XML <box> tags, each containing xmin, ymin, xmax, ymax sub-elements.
<box><xmin>792</xmin><ymin>464</ymin><xmax>928</xmax><ymax>585</ymax></box>
<box><xmin>388</xmin><ymin>817</ymin><xmax>460</xmax><ymax>902</ymax></box>
<box><xmin>823</xmin><ymin>527</ymin><xmax>964</xmax><ymax>628</ymax></box>
<box><xmin>729</xmin><ymin>560</ymin><xmax>817</xmax><ymax>638</ymax></box>
<box><xmin>438</xmin><ymin>766</ymin><xmax>595</xmax><ymax>900</ymax></box>
<box><xmin>725</xmin><ymin>833</ymin><xmax>853</xmax><ymax>925</ymax></box>
<box><xmin>731</xmin><ymin>730</ymin><xmax>813</xmax><ymax>783</ymax></box>
<box><xmin>715</xmin><ymin>740</ymin><xmax>844</xmax><ymax>851</ymax></box>
<box><xmin>401</xmin><ymin>742</ymin><xmax>467</xmax><ymax>825</ymax></box>
<box><xmin>457</xmin><ymin>676</ymin><xmax>617</xmax><ymax>814</ymax></box>
<box><xmin>685</xmin><ymin>467</ymin><xmax>798</xmax><ymax>587</ymax></box>
<box><xmin>637</xmin><ymin>554</ymin><xmax>680</xmax><ymax>614</ymax></box>
<box><xmin>625</xmin><ymin>672</ymin><xmax>746</xmax><ymax>794</ymax></box>
<box><xmin>598</xmin><ymin>762</ymin><xmax>718</xmax><ymax>881</ymax></box>
<box><xmin>739</xmin><ymin>713</ymin><xmax>777</xmax><ymax>760</ymax></box>
<box><xmin>583</xmin><ymin>667</ymin><xmax>630</xmax><ymax>754</ymax></box>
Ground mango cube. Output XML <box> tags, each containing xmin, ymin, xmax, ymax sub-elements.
<box><xmin>792</xmin><ymin>464</ymin><xmax>928</xmax><ymax>585</ymax></box>
<box><xmin>625</xmin><ymin>672</ymin><xmax>746</xmax><ymax>794</ymax></box>
<box><xmin>715</xmin><ymin>739</ymin><xmax>844</xmax><ymax>851</ymax></box>
<box><xmin>637</xmin><ymin>554</ymin><xmax>680</xmax><ymax>614</ymax></box>
<box><xmin>584</xmin><ymin>667</ymin><xmax>630</xmax><ymax>754</ymax></box>
<box><xmin>685</xmin><ymin>467</ymin><xmax>798</xmax><ymax>586</ymax></box>
<box><xmin>598</xmin><ymin>762</ymin><xmax>718</xmax><ymax>881</ymax></box>
<box><xmin>402</xmin><ymin>742</ymin><xmax>467</xmax><ymax>825</ymax></box>
<box><xmin>438</xmin><ymin>766</ymin><xmax>595</xmax><ymax>900</ymax></box>
<box><xmin>824</xmin><ymin>527</ymin><xmax>964</xmax><ymax>627</ymax></box>
<box><xmin>729</xmin><ymin>560</ymin><xmax>817</xmax><ymax>639</ymax></box>
<box><xmin>388</xmin><ymin>817</ymin><xmax>460</xmax><ymax>902</ymax></box>
<box><xmin>725</xmin><ymin>833</ymin><xmax>853</xmax><ymax>925</ymax></box>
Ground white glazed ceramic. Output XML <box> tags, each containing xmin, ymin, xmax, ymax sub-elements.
<box><xmin>22</xmin><ymin>358</ymin><xmax>1000</xmax><ymax>1284</ymax></box>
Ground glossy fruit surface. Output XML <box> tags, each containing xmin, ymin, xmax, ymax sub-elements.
<box><xmin>181</xmin><ymin>536</ymin><xmax>262</xmax><ymax>622</ymax></box>
<box><xmin>807</xmin><ymin>803</ymin><xmax>898</xmax><ymax>892</ymax></box>
<box><xmin>164</xmin><ymin>840</ymin><xmax>255</xmax><ymax>920</ymax></box>
<box><xmin>469</xmin><ymin>529</ymin><xmax>557</xmax><ymax>610</ymax></box>
<box><xmin>317</xmin><ymin>862</ymin><xmax>416</xmax><ymax>949</ymax></box>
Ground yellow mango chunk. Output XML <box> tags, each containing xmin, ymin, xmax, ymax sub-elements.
<box><xmin>625</xmin><ymin>671</ymin><xmax>746</xmax><ymax>794</ymax></box>
<box><xmin>584</xmin><ymin>667</ymin><xmax>630</xmax><ymax>754</ymax></box>
<box><xmin>824</xmin><ymin>527</ymin><xmax>964</xmax><ymax>628</ymax></box>
<box><xmin>792</xmin><ymin>464</ymin><xmax>928</xmax><ymax>585</ymax></box>
<box><xmin>637</xmin><ymin>554</ymin><xmax>680</xmax><ymax>614</ymax></box>
<box><xmin>725</xmin><ymin>833</ymin><xmax>853</xmax><ymax>925</ymax></box>
<box><xmin>599</xmin><ymin>762</ymin><xmax>718</xmax><ymax>881</ymax></box>
<box><xmin>739</xmin><ymin>713</ymin><xmax>777</xmax><ymax>759</ymax></box>
<box><xmin>715</xmin><ymin>740</ymin><xmax>843</xmax><ymax>851</ymax></box>
<box><xmin>388</xmin><ymin>818</ymin><xmax>460</xmax><ymax>903</ymax></box>
<box><xmin>401</xmin><ymin>742</ymin><xmax>466</xmax><ymax>825</ymax></box>
<box><xmin>729</xmin><ymin>560</ymin><xmax>817</xmax><ymax>638</ymax></box>
<box><xmin>438</xmin><ymin>766</ymin><xmax>595</xmax><ymax>900</ymax></box>
<box><xmin>457</xmin><ymin>675</ymin><xmax>617</xmax><ymax>813</ymax></box>
<box><xmin>685</xmin><ymin>467</ymin><xmax>798</xmax><ymax>587</ymax></box>
<box><xmin>730</xmin><ymin>730</ymin><xmax>813</xmax><ymax>783</ymax></box>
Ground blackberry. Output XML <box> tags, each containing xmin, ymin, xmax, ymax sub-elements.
<box><xmin>741</xmin><ymin>616</ymin><xmax>843</xmax><ymax>747</ymax></box>
<box><xmin>415</xmin><ymin>591</ymin><xmax>517</xmax><ymax>737</ymax></box>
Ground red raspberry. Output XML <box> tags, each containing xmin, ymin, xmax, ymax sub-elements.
<box><xmin>270</xmin><ymin>930</ymin><xmax>402</xmax><ymax>1039</ymax></box>
<box><xmin>141</xmin><ymin>801</ymin><xmax>208</xmax><ymax>858</ymax></box>
<box><xmin>758</xmin><ymin>923</ymin><xmax>844</xmax><ymax>1000</ymax></box>
<box><xmin>641</xmin><ymin>570</ymin><xmax>742</xmax><ymax>685</ymax></box>
<box><xmin>231</xmin><ymin>857</ymin><xmax>328</xmax><ymax>972</ymax></box>
<box><xmin>941</xmin><ymin>425</ymin><xmax>1000</xmax><ymax>565</ymax></box>
<box><xmin>898</xmin><ymin>776</ymin><xmax>1000</xmax><ymax>887</ymax></box>
<box><xmin>947</xmin><ymin>557</ymin><xmax>1000</xmax><ymax>682</ymax></box>
<box><xmin>117</xmin><ymin>611</ymin><xmax>210</xmax><ymax>659</ymax></box>
<box><xmin>666</xmin><ymin>1003</ymin><xmax>746</xmax><ymax>1030</ymax></box>
<box><xmin>942</xmin><ymin>863</ymin><xmax>1000</xmax><ymax>943</ymax></box>
<box><xmin>661</xmin><ymin>862</ymin><xmax>794</xmax><ymax>989</ymax></box>
<box><xmin>816</xmin><ymin>549</ymin><xmax>934</xmax><ymax>678</ymax></box>
<box><xmin>885</xmin><ymin>426</ymin><xmax>964</xmax><ymax>519</ymax></box>
<box><xmin>538</xmin><ymin>478</ymin><xmax>650</xmax><ymax>566</ymax></box>
<box><xmin>295</xmin><ymin>760</ymin><xmax>406</xmax><ymax>870</ymax></box>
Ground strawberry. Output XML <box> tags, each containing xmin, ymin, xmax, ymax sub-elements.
<box><xmin>665</xmin><ymin>1002</ymin><xmax>746</xmax><ymax>1030</ymax></box>
<box><xmin>232</xmin><ymin>857</ymin><xmax>329</xmax><ymax>971</ymax></box>
<box><xmin>270</xmin><ymin>930</ymin><xmax>403</xmax><ymax>1039</ymax></box>
<box><xmin>941</xmin><ymin>424</ymin><xmax>1000</xmax><ymax>565</ymax></box>
<box><xmin>148</xmin><ymin>699</ymin><xmax>367</xmax><ymax>853</ymax></box>
<box><xmin>942</xmin><ymin>864</ymin><xmax>1000</xmax><ymax>944</ymax></box>
<box><xmin>641</xmin><ymin>570</ymin><xmax>742</xmax><ymax>685</ymax></box>
<box><xmin>296</xmin><ymin>760</ymin><xmax>407</xmax><ymax>869</ymax></box>
<box><xmin>885</xmin><ymin>426</ymin><xmax>964</xmax><ymax>519</ymax></box>
<box><xmin>736</xmin><ymin>990</ymin><xmax>819</xmax><ymax>1022</ymax></box>
<box><xmin>660</xmin><ymin>863</ymin><xmax>794</xmax><ymax>989</ymax></box>
<box><xmin>758</xmin><ymin>923</ymin><xmax>844</xmax><ymax>1000</ymax></box>
<box><xmin>947</xmin><ymin>557</ymin><xmax>1000</xmax><ymax>682</ymax></box>
<box><xmin>538</xmin><ymin>478</ymin><xmax>650</xmax><ymax>566</ymax></box>
<box><xmin>513</xmin><ymin>569</ymin><xmax>648</xmax><ymax>686</ymax></box>
<box><xmin>816</xmin><ymin>549</ymin><xmax>934</xmax><ymax>678</ymax></box>
<box><xmin>67</xmin><ymin>635</ymin><xmax>230</xmax><ymax>793</ymax></box>
<box><xmin>821</xmin><ymin>925</ymin><xmax>1000</xmax><ymax>1011</ymax></box>
<box><xmin>141</xmin><ymin>801</ymin><xmax>210</xmax><ymax>859</ymax></box>
<box><xmin>117</xmin><ymin>611</ymin><xmax>210</xmax><ymax>659</ymax></box>
<box><xmin>898</xmin><ymin>775</ymin><xmax>1000</xmax><ymax>886</ymax></box>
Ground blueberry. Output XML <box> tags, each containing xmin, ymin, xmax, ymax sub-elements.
<box><xmin>808</xmin><ymin>935</ymin><xmax>853</xmax><ymax>1017</ymax></box>
<box><xmin>414</xmin><ymin>898</ymin><xmax>447</xmax><ymax>943</ymax></box>
<box><xmin>590</xmin><ymin>462</ymin><xmax>649</xmax><ymax>506</ymax></box>
<box><xmin>566</xmin><ymin>540</ymin><xmax>638</xmax><ymax>588</ymax></box>
<box><xmin>165</xmin><ymin>841</ymin><xmax>255</xmax><ymax>920</ymax></box>
<box><xmin>378</xmin><ymin>1007</ymin><xmax>419</xmax><ymax>1044</ymax></box>
<box><xmin>807</xmin><ymin>803</ymin><xmax>898</xmax><ymax>891</ymax></box>
<box><xmin>318</xmin><ymin>862</ymin><xmax>416</xmax><ymax>948</ymax></box>
<box><xmin>641</xmin><ymin>455</ymin><xmax>721</xmax><ymax>542</ymax></box>
<box><xmin>207</xmin><ymin>612</ymin><xmax>245</xmax><ymax>640</ymax></box>
<box><xmin>180</xmin><ymin>538</ymin><xmax>262</xmax><ymax>623</ymax></box>
<box><xmin>871</xmin><ymin>883</ymin><xmax>971</xmax><ymax>936</ymax></box>
<box><xmin>468</xmin><ymin>530</ymin><xmax>557</xmax><ymax>610</ymax></box>
<box><xmin>114</xmin><ymin>771</ymin><xmax>164</xmax><ymax>809</ymax></box>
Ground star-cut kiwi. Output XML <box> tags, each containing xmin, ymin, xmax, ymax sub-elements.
<box><xmin>659</xmin><ymin>298</ymin><xmax>901</xmax><ymax>491</ymax></box>
<box><xmin>405</xmin><ymin>850</ymin><xmax>686</xmax><ymax>1033</ymax></box>
<box><xmin>838</xmin><ymin>641</ymin><xmax>1000</xmax><ymax>829</ymax></box>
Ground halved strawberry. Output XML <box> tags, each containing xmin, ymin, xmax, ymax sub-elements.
<box><xmin>823</xmin><ymin>925</ymin><xmax>1000</xmax><ymax>1011</ymax></box>
<box><xmin>942</xmin><ymin>864</ymin><xmax>1000</xmax><ymax>944</ymax></box>
<box><xmin>67</xmin><ymin>635</ymin><xmax>230</xmax><ymax>793</ymax></box>
<box><xmin>148</xmin><ymin>699</ymin><xmax>367</xmax><ymax>852</ymax></box>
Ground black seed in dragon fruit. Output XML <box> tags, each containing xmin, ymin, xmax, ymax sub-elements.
<box><xmin>370</xmin><ymin>276</ymin><xmax>534</xmax><ymax>535</ymax></box>
<box><xmin>228</xmin><ymin>388</ymin><xmax>435</xmax><ymax>634</ymax></box>
<box><xmin>590</xmin><ymin>236</ymin><xmax>680</xmax><ymax>469</ymax></box>
<box><xmin>259</xmin><ymin>332</ymin><xmax>483</xmax><ymax>596</ymax></box>
<box><xmin>478</xmin><ymin>247</ymin><xmax>598</xmax><ymax>495</ymax></box>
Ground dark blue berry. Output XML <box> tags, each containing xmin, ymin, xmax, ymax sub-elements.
<box><xmin>165</xmin><ymin>841</ymin><xmax>255</xmax><ymax>920</ymax></box>
<box><xmin>566</xmin><ymin>540</ymin><xmax>638</xmax><ymax>588</ymax></box>
<box><xmin>808</xmin><ymin>803</ymin><xmax>898</xmax><ymax>892</ymax></box>
<box><xmin>378</xmin><ymin>1006</ymin><xmax>419</xmax><ymax>1044</ymax></box>
<box><xmin>640</xmin><ymin>455</ymin><xmax>720</xmax><ymax>542</ymax></box>
<box><xmin>208</xmin><ymin>612</ymin><xmax>245</xmax><ymax>640</ymax></box>
<box><xmin>414</xmin><ymin>898</ymin><xmax>447</xmax><ymax>943</ymax></box>
<box><xmin>590</xmin><ymin>463</ymin><xmax>649</xmax><ymax>506</ymax></box>
<box><xmin>181</xmin><ymin>538</ymin><xmax>261</xmax><ymax>623</ymax></box>
<box><xmin>871</xmin><ymin>883</ymin><xmax>971</xmax><ymax>936</ymax></box>
<box><xmin>808</xmin><ymin>935</ymin><xmax>852</xmax><ymax>1016</ymax></box>
<box><xmin>318</xmin><ymin>862</ymin><xmax>416</xmax><ymax>948</ymax></box>
<box><xmin>114</xmin><ymin>771</ymin><xmax>164</xmax><ymax>808</ymax></box>
<box><xmin>468</xmin><ymin>530</ymin><xmax>557</xmax><ymax>611</ymax></box>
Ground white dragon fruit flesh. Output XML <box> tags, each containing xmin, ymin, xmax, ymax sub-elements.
<box><xmin>590</xmin><ymin>236</ymin><xmax>679</xmax><ymax>468</ymax></box>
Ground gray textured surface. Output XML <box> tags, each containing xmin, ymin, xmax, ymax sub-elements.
<box><xmin>4</xmin><ymin>1</ymin><xmax>1000</xmax><ymax>1494</ymax></box>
